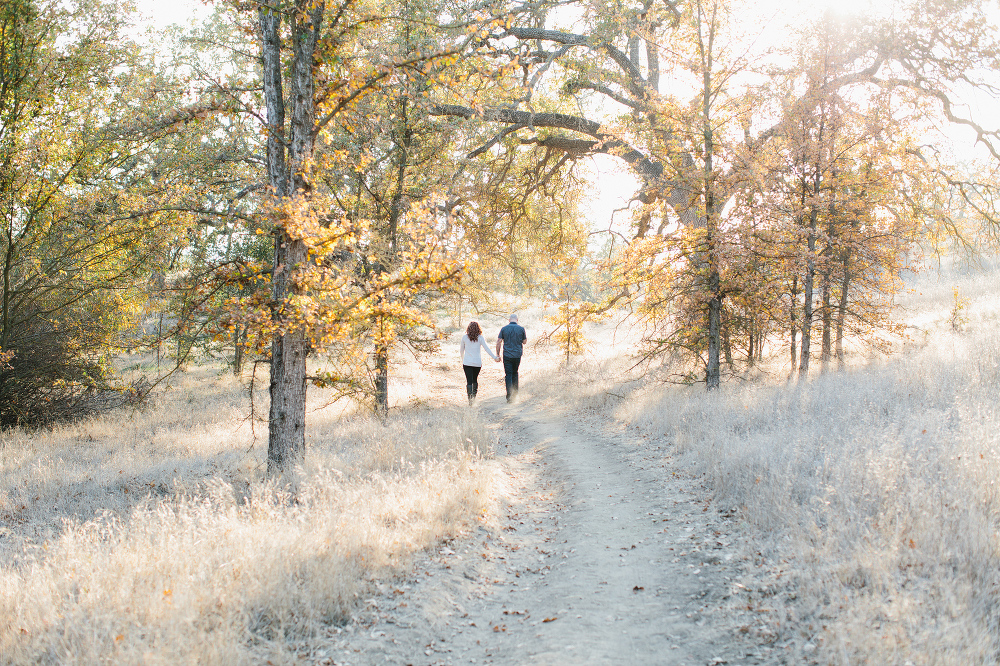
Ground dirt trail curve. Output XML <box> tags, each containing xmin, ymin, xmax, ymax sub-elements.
<box><xmin>320</xmin><ymin>395</ymin><xmax>766</xmax><ymax>665</ymax></box>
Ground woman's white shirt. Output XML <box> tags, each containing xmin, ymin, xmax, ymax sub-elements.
<box><xmin>460</xmin><ymin>334</ymin><xmax>499</xmax><ymax>367</ymax></box>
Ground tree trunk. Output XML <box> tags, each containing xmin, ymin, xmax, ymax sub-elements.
<box><xmin>821</xmin><ymin>197</ymin><xmax>837</xmax><ymax>372</ymax></box>
<box><xmin>798</xmin><ymin>180</ymin><xmax>819</xmax><ymax>380</ymax></box>
<box><xmin>820</xmin><ymin>266</ymin><xmax>832</xmax><ymax>372</ymax></box>
<box><xmin>374</xmin><ymin>318</ymin><xmax>388</xmax><ymax>420</ymax></box>
<box><xmin>371</xmin><ymin>92</ymin><xmax>412</xmax><ymax>418</ymax></box>
<box><xmin>565</xmin><ymin>287</ymin><xmax>571</xmax><ymax>366</ymax></box>
<box><xmin>156</xmin><ymin>313</ymin><xmax>163</xmax><ymax>372</ymax></box>
<box><xmin>232</xmin><ymin>323</ymin><xmax>245</xmax><ymax>376</ymax></box>
<box><xmin>799</xmin><ymin>238</ymin><xmax>815</xmax><ymax>378</ymax></box>
<box><xmin>722</xmin><ymin>307</ymin><xmax>733</xmax><ymax>368</ymax></box>
<box><xmin>835</xmin><ymin>251</ymin><xmax>851</xmax><ymax>368</ymax></box>
<box><xmin>699</xmin><ymin>13</ymin><xmax>721</xmax><ymax>391</ymax></box>
<box><xmin>268</xmin><ymin>309</ymin><xmax>308</xmax><ymax>475</ymax></box>
<box><xmin>707</xmin><ymin>286</ymin><xmax>721</xmax><ymax>389</ymax></box>
<box><xmin>260</xmin><ymin>2</ymin><xmax>324</xmax><ymax>477</ymax></box>
<box><xmin>789</xmin><ymin>277</ymin><xmax>798</xmax><ymax>376</ymax></box>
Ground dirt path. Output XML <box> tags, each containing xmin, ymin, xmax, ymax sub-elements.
<box><xmin>317</xmin><ymin>393</ymin><xmax>766</xmax><ymax>665</ymax></box>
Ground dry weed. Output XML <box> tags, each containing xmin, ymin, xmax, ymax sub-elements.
<box><xmin>0</xmin><ymin>366</ymin><xmax>498</xmax><ymax>664</ymax></box>
<box><xmin>540</xmin><ymin>264</ymin><xmax>1000</xmax><ymax>664</ymax></box>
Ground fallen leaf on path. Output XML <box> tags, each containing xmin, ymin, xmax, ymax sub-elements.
<box><xmin>632</xmin><ymin>586</ymin><xmax>644</xmax><ymax>592</ymax></box>
<box><xmin>542</xmin><ymin>617</ymin><xmax>558</xmax><ymax>623</ymax></box>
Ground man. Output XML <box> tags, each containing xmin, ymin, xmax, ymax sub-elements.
<box><xmin>496</xmin><ymin>313</ymin><xmax>527</xmax><ymax>404</ymax></box>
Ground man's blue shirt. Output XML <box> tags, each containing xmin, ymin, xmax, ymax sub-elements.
<box><xmin>498</xmin><ymin>322</ymin><xmax>527</xmax><ymax>358</ymax></box>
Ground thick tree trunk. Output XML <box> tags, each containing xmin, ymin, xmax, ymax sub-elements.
<box><xmin>260</xmin><ymin>2</ymin><xmax>324</xmax><ymax>476</ymax></box>
<box><xmin>268</xmin><ymin>306</ymin><xmax>308</xmax><ymax>475</ymax></box>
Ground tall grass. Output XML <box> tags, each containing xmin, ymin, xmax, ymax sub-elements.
<box><xmin>547</xmin><ymin>266</ymin><xmax>1000</xmax><ymax>663</ymax></box>
<box><xmin>0</xmin><ymin>367</ymin><xmax>497</xmax><ymax>664</ymax></box>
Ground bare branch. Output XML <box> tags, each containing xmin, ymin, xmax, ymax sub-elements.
<box><xmin>467</xmin><ymin>123</ymin><xmax>527</xmax><ymax>158</ymax></box>
<box><xmin>429</xmin><ymin>104</ymin><xmax>664</xmax><ymax>178</ymax></box>
<box><xmin>565</xmin><ymin>80</ymin><xmax>644</xmax><ymax>110</ymax></box>
<box><xmin>505</xmin><ymin>26</ymin><xmax>649</xmax><ymax>97</ymax></box>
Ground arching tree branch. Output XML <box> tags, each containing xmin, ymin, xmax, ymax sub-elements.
<box><xmin>429</xmin><ymin>104</ymin><xmax>663</xmax><ymax>178</ymax></box>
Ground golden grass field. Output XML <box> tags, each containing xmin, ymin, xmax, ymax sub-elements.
<box><xmin>4</xmin><ymin>262</ymin><xmax>1000</xmax><ymax>664</ymax></box>
<box><xmin>0</xmin><ymin>364</ymin><xmax>499</xmax><ymax>664</ymax></box>
<box><xmin>545</xmin><ymin>262</ymin><xmax>1000</xmax><ymax>664</ymax></box>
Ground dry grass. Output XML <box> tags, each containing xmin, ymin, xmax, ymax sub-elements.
<box><xmin>540</xmin><ymin>263</ymin><xmax>1000</xmax><ymax>664</ymax></box>
<box><xmin>0</xmin><ymin>366</ymin><xmax>498</xmax><ymax>664</ymax></box>
<box><xmin>7</xmin><ymin>264</ymin><xmax>1000</xmax><ymax>664</ymax></box>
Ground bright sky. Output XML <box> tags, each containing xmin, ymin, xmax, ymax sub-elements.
<box><xmin>136</xmin><ymin>0</ymin><xmax>207</xmax><ymax>31</ymax></box>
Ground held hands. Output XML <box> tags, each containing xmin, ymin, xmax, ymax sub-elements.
<box><xmin>495</xmin><ymin>357</ymin><xmax>501</xmax><ymax>363</ymax></box>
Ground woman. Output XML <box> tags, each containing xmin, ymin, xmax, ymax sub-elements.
<box><xmin>460</xmin><ymin>321</ymin><xmax>499</xmax><ymax>404</ymax></box>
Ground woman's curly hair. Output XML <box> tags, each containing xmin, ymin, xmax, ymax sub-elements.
<box><xmin>466</xmin><ymin>321</ymin><xmax>482</xmax><ymax>342</ymax></box>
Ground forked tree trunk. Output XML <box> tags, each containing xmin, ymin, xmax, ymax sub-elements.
<box><xmin>259</xmin><ymin>2</ymin><xmax>324</xmax><ymax>477</ymax></box>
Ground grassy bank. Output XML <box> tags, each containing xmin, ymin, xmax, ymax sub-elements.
<box><xmin>0</xmin><ymin>368</ymin><xmax>497</xmax><ymax>664</ymax></box>
<box><xmin>549</xmin><ymin>265</ymin><xmax>1000</xmax><ymax>663</ymax></box>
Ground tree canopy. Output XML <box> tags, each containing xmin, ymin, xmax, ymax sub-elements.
<box><xmin>4</xmin><ymin>0</ymin><xmax>1000</xmax><ymax>460</ymax></box>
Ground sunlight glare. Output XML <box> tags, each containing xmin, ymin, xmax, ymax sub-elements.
<box><xmin>796</xmin><ymin>0</ymin><xmax>887</xmax><ymax>21</ymax></box>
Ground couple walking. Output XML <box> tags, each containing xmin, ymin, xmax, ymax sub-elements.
<box><xmin>459</xmin><ymin>314</ymin><xmax>527</xmax><ymax>405</ymax></box>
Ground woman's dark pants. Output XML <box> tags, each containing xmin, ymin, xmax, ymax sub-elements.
<box><xmin>463</xmin><ymin>364</ymin><xmax>482</xmax><ymax>402</ymax></box>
